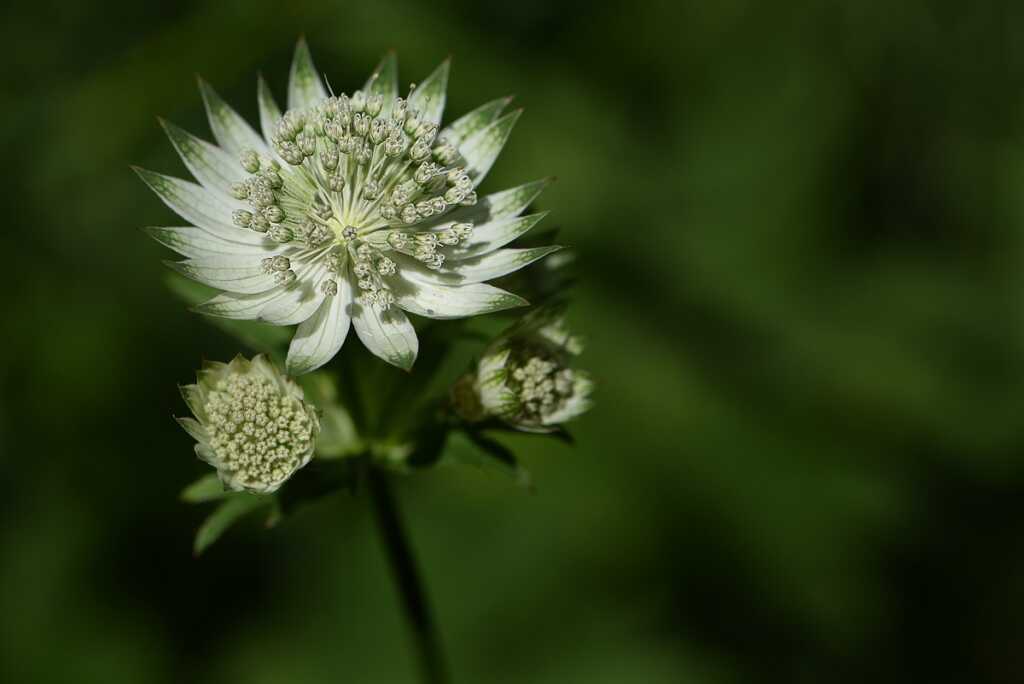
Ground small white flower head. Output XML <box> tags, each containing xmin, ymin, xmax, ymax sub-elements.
<box><xmin>455</xmin><ymin>308</ymin><xmax>593</xmax><ymax>431</ymax></box>
<box><xmin>177</xmin><ymin>354</ymin><xmax>320</xmax><ymax>493</ymax></box>
<box><xmin>140</xmin><ymin>39</ymin><xmax>562</xmax><ymax>375</ymax></box>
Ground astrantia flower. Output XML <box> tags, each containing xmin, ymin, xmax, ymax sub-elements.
<box><xmin>453</xmin><ymin>308</ymin><xmax>593</xmax><ymax>431</ymax></box>
<box><xmin>140</xmin><ymin>40</ymin><xmax>560</xmax><ymax>374</ymax></box>
<box><xmin>177</xmin><ymin>354</ymin><xmax>320</xmax><ymax>493</ymax></box>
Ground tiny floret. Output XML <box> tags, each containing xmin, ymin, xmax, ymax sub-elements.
<box><xmin>177</xmin><ymin>354</ymin><xmax>320</xmax><ymax>493</ymax></box>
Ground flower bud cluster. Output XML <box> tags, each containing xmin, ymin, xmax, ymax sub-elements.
<box><xmin>509</xmin><ymin>356</ymin><xmax>578</xmax><ymax>421</ymax></box>
<box><xmin>178</xmin><ymin>355</ymin><xmax>319</xmax><ymax>493</ymax></box>
<box><xmin>452</xmin><ymin>310</ymin><xmax>593</xmax><ymax>431</ymax></box>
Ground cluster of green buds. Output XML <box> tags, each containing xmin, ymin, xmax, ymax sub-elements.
<box><xmin>453</xmin><ymin>308</ymin><xmax>593</xmax><ymax>432</ymax></box>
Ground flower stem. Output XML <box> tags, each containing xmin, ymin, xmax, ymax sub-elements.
<box><xmin>366</xmin><ymin>466</ymin><xmax>448</xmax><ymax>684</ymax></box>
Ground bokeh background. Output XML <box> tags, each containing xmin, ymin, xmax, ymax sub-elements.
<box><xmin>4</xmin><ymin>1</ymin><xmax>1024</xmax><ymax>681</ymax></box>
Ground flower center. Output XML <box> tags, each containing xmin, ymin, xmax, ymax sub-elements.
<box><xmin>203</xmin><ymin>374</ymin><xmax>314</xmax><ymax>489</ymax></box>
<box><xmin>509</xmin><ymin>354</ymin><xmax>577</xmax><ymax>420</ymax></box>
<box><xmin>229</xmin><ymin>88</ymin><xmax>481</xmax><ymax>308</ymax></box>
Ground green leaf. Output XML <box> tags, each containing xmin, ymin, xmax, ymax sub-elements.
<box><xmin>373</xmin><ymin>320</ymin><xmax>467</xmax><ymax>438</ymax></box>
<box><xmin>193</xmin><ymin>495</ymin><xmax>270</xmax><ymax>556</ymax></box>
<box><xmin>298</xmin><ymin>373</ymin><xmax>364</xmax><ymax>458</ymax></box>
<box><xmin>370</xmin><ymin>440</ymin><xmax>415</xmax><ymax>470</ymax></box>
<box><xmin>319</xmin><ymin>403</ymin><xmax>361</xmax><ymax>457</ymax></box>
<box><xmin>473</xmin><ymin>417</ymin><xmax>576</xmax><ymax>445</ymax></box>
<box><xmin>276</xmin><ymin>458</ymin><xmax>360</xmax><ymax>515</ymax></box>
<box><xmin>447</xmin><ymin>430</ymin><xmax>531</xmax><ymax>487</ymax></box>
<box><xmin>165</xmin><ymin>273</ymin><xmax>290</xmax><ymax>357</ymax></box>
<box><xmin>403</xmin><ymin>421</ymin><xmax>449</xmax><ymax>469</ymax></box>
<box><xmin>180</xmin><ymin>473</ymin><xmax>231</xmax><ymax>503</ymax></box>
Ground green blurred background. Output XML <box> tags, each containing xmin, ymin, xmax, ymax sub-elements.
<box><xmin>4</xmin><ymin>0</ymin><xmax>1024</xmax><ymax>681</ymax></box>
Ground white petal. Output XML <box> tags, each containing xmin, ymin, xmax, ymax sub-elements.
<box><xmin>198</xmin><ymin>78</ymin><xmax>267</xmax><ymax>156</ymax></box>
<box><xmin>364</xmin><ymin>52</ymin><xmax>398</xmax><ymax>117</ymax></box>
<box><xmin>408</xmin><ymin>59</ymin><xmax>449</xmax><ymax>126</ymax></box>
<box><xmin>261</xmin><ymin>287</ymin><xmax>325</xmax><ymax>325</ymax></box>
<box><xmin>429</xmin><ymin>178</ymin><xmax>551</xmax><ymax>229</ymax></box>
<box><xmin>542</xmin><ymin>373</ymin><xmax>594</xmax><ymax>425</ymax></box>
<box><xmin>259</xmin><ymin>260</ymin><xmax>328</xmax><ymax>325</ymax></box>
<box><xmin>351</xmin><ymin>296</ymin><xmax>418</xmax><ymax>371</ymax></box>
<box><xmin>168</xmin><ymin>256</ymin><xmax>277</xmax><ymax>294</ymax></box>
<box><xmin>459</xmin><ymin>109</ymin><xmax>520</xmax><ymax>187</ymax></box>
<box><xmin>476</xmin><ymin>349</ymin><xmax>518</xmax><ymax>416</ymax></box>
<box><xmin>420</xmin><ymin>246</ymin><xmax>563</xmax><ymax>285</ymax></box>
<box><xmin>193</xmin><ymin>253</ymin><xmax>326</xmax><ymax>321</ymax></box>
<box><xmin>449</xmin><ymin>212</ymin><xmax>549</xmax><ymax>258</ymax></box>
<box><xmin>194</xmin><ymin>288</ymin><xmax>284</xmax><ymax>320</ymax></box>
<box><xmin>286</xmin><ymin>284</ymin><xmax>352</xmax><ymax>375</ymax></box>
<box><xmin>257</xmin><ymin>74</ymin><xmax>283</xmax><ymax>143</ymax></box>
<box><xmin>179</xmin><ymin>383</ymin><xmax>207</xmax><ymax>419</ymax></box>
<box><xmin>160</xmin><ymin>119</ymin><xmax>243</xmax><ymax>195</ymax></box>
<box><xmin>288</xmin><ymin>38</ymin><xmax>328</xmax><ymax>111</ymax></box>
<box><xmin>145</xmin><ymin>226</ymin><xmax>275</xmax><ymax>260</ymax></box>
<box><xmin>442</xmin><ymin>96</ymin><xmax>512</xmax><ymax>147</ymax></box>
<box><xmin>176</xmin><ymin>416</ymin><xmax>209</xmax><ymax>443</ymax></box>
<box><xmin>250</xmin><ymin>354</ymin><xmax>288</xmax><ymax>391</ymax></box>
<box><xmin>390</xmin><ymin>274</ymin><xmax>527</xmax><ymax>320</ymax></box>
<box><xmin>135</xmin><ymin>168</ymin><xmax>241</xmax><ymax>235</ymax></box>
<box><xmin>195</xmin><ymin>443</ymin><xmax>223</xmax><ymax>469</ymax></box>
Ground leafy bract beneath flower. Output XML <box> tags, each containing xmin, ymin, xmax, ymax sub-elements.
<box><xmin>455</xmin><ymin>307</ymin><xmax>593</xmax><ymax>431</ymax></box>
<box><xmin>140</xmin><ymin>40</ymin><xmax>559</xmax><ymax>374</ymax></box>
<box><xmin>178</xmin><ymin>354</ymin><xmax>320</xmax><ymax>493</ymax></box>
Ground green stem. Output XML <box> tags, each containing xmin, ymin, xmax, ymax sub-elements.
<box><xmin>367</xmin><ymin>466</ymin><xmax>448</xmax><ymax>684</ymax></box>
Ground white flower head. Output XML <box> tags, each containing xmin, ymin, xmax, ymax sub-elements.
<box><xmin>455</xmin><ymin>308</ymin><xmax>593</xmax><ymax>431</ymax></box>
<box><xmin>140</xmin><ymin>40</ymin><xmax>560</xmax><ymax>374</ymax></box>
<box><xmin>177</xmin><ymin>354</ymin><xmax>320</xmax><ymax>493</ymax></box>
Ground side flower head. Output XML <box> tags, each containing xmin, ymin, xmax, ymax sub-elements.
<box><xmin>139</xmin><ymin>39</ymin><xmax>560</xmax><ymax>375</ymax></box>
<box><xmin>177</xmin><ymin>354</ymin><xmax>320</xmax><ymax>493</ymax></box>
<box><xmin>453</xmin><ymin>308</ymin><xmax>593</xmax><ymax>432</ymax></box>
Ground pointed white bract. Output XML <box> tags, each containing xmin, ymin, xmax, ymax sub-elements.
<box><xmin>178</xmin><ymin>354</ymin><xmax>320</xmax><ymax>493</ymax></box>
<box><xmin>140</xmin><ymin>40</ymin><xmax>555</xmax><ymax>374</ymax></box>
<box><xmin>452</xmin><ymin>308</ymin><xmax>593</xmax><ymax>432</ymax></box>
